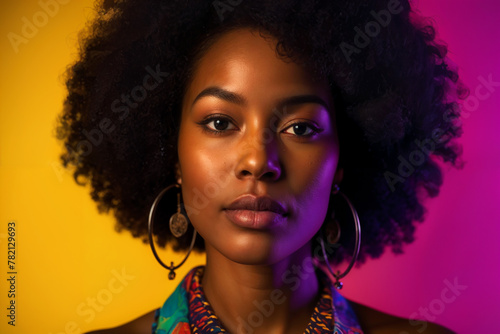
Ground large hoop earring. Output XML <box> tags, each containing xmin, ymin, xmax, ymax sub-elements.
<box><xmin>319</xmin><ymin>184</ymin><xmax>361</xmax><ymax>289</ymax></box>
<box><xmin>148</xmin><ymin>183</ymin><xmax>197</xmax><ymax>280</ymax></box>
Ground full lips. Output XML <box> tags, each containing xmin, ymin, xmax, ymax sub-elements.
<box><xmin>224</xmin><ymin>209</ymin><xmax>286</xmax><ymax>229</ymax></box>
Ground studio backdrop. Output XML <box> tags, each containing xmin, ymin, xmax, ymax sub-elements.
<box><xmin>1</xmin><ymin>0</ymin><xmax>499</xmax><ymax>333</ymax></box>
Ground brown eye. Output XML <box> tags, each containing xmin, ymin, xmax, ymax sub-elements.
<box><xmin>283</xmin><ymin>122</ymin><xmax>320</xmax><ymax>137</ymax></box>
<box><xmin>211</xmin><ymin>118</ymin><xmax>230</xmax><ymax>131</ymax></box>
<box><xmin>198</xmin><ymin>114</ymin><xmax>238</xmax><ymax>134</ymax></box>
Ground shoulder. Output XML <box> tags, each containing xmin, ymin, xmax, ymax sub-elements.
<box><xmin>347</xmin><ymin>299</ymin><xmax>455</xmax><ymax>334</ymax></box>
<box><xmin>84</xmin><ymin>310</ymin><xmax>157</xmax><ymax>334</ymax></box>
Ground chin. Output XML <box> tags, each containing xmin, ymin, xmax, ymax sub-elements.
<box><xmin>216</xmin><ymin>235</ymin><xmax>287</xmax><ymax>265</ymax></box>
<box><xmin>218</xmin><ymin>234</ymin><xmax>312</xmax><ymax>266</ymax></box>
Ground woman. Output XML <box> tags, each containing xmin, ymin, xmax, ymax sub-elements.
<box><xmin>56</xmin><ymin>0</ymin><xmax>465</xmax><ymax>332</ymax></box>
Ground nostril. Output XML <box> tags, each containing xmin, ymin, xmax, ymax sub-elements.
<box><xmin>262</xmin><ymin>170</ymin><xmax>279</xmax><ymax>180</ymax></box>
<box><xmin>238</xmin><ymin>168</ymin><xmax>279</xmax><ymax>180</ymax></box>
<box><xmin>235</xmin><ymin>144</ymin><xmax>282</xmax><ymax>180</ymax></box>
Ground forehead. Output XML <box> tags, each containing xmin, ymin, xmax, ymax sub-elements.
<box><xmin>182</xmin><ymin>28</ymin><xmax>332</xmax><ymax>108</ymax></box>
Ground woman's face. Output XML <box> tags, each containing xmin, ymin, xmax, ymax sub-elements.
<box><xmin>177</xmin><ymin>28</ymin><xmax>340</xmax><ymax>265</ymax></box>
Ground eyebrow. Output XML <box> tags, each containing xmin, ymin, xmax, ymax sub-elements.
<box><xmin>191</xmin><ymin>86</ymin><xmax>330</xmax><ymax>111</ymax></box>
<box><xmin>192</xmin><ymin>86</ymin><xmax>246</xmax><ymax>106</ymax></box>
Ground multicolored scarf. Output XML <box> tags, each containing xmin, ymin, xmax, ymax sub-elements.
<box><xmin>152</xmin><ymin>265</ymin><xmax>364</xmax><ymax>334</ymax></box>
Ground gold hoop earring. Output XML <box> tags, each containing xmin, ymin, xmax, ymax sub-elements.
<box><xmin>148</xmin><ymin>183</ymin><xmax>197</xmax><ymax>280</ymax></box>
<box><xmin>319</xmin><ymin>184</ymin><xmax>361</xmax><ymax>289</ymax></box>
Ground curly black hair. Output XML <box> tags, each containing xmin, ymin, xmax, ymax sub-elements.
<box><xmin>55</xmin><ymin>0</ymin><xmax>466</xmax><ymax>265</ymax></box>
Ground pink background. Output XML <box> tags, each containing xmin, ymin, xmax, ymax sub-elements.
<box><xmin>342</xmin><ymin>0</ymin><xmax>500</xmax><ymax>332</ymax></box>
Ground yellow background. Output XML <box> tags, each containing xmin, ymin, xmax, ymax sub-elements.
<box><xmin>0</xmin><ymin>1</ymin><xmax>204</xmax><ymax>333</ymax></box>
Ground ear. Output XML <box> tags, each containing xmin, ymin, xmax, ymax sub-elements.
<box><xmin>175</xmin><ymin>162</ymin><xmax>182</xmax><ymax>184</ymax></box>
<box><xmin>333</xmin><ymin>167</ymin><xmax>344</xmax><ymax>186</ymax></box>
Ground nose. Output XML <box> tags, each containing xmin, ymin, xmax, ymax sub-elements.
<box><xmin>235</xmin><ymin>128</ymin><xmax>281</xmax><ymax>181</ymax></box>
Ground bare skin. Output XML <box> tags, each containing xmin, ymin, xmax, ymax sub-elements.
<box><xmin>85</xmin><ymin>303</ymin><xmax>455</xmax><ymax>334</ymax></box>
<box><xmin>86</xmin><ymin>29</ymin><xmax>455</xmax><ymax>334</ymax></box>
<box><xmin>176</xmin><ymin>28</ymin><xmax>340</xmax><ymax>334</ymax></box>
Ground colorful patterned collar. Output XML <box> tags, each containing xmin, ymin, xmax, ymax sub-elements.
<box><xmin>152</xmin><ymin>265</ymin><xmax>364</xmax><ymax>334</ymax></box>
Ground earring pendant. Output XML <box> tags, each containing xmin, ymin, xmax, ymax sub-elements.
<box><xmin>169</xmin><ymin>193</ymin><xmax>188</xmax><ymax>238</ymax></box>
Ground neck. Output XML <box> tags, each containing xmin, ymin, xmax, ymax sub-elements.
<box><xmin>202</xmin><ymin>242</ymin><xmax>321</xmax><ymax>334</ymax></box>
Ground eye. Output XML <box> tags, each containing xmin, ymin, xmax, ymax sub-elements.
<box><xmin>207</xmin><ymin>118</ymin><xmax>235</xmax><ymax>131</ymax></box>
<box><xmin>198</xmin><ymin>114</ymin><xmax>238</xmax><ymax>134</ymax></box>
<box><xmin>282</xmin><ymin>122</ymin><xmax>321</xmax><ymax>137</ymax></box>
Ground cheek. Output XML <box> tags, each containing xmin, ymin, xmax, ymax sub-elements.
<box><xmin>283</xmin><ymin>140</ymin><xmax>338</xmax><ymax>220</ymax></box>
<box><xmin>177</xmin><ymin>125</ymin><xmax>233</xmax><ymax>223</ymax></box>
<box><xmin>285</xmin><ymin>139</ymin><xmax>338</xmax><ymax>193</ymax></box>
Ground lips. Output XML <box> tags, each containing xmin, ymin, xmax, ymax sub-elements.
<box><xmin>224</xmin><ymin>195</ymin><xmax>287</xmax><ymax>229</ymax></box>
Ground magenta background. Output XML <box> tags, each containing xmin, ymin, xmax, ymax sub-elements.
<box><xmin>340</xmin><ymin>0</ymin><xmax>500</xmax><ymax>332</ymax></box>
